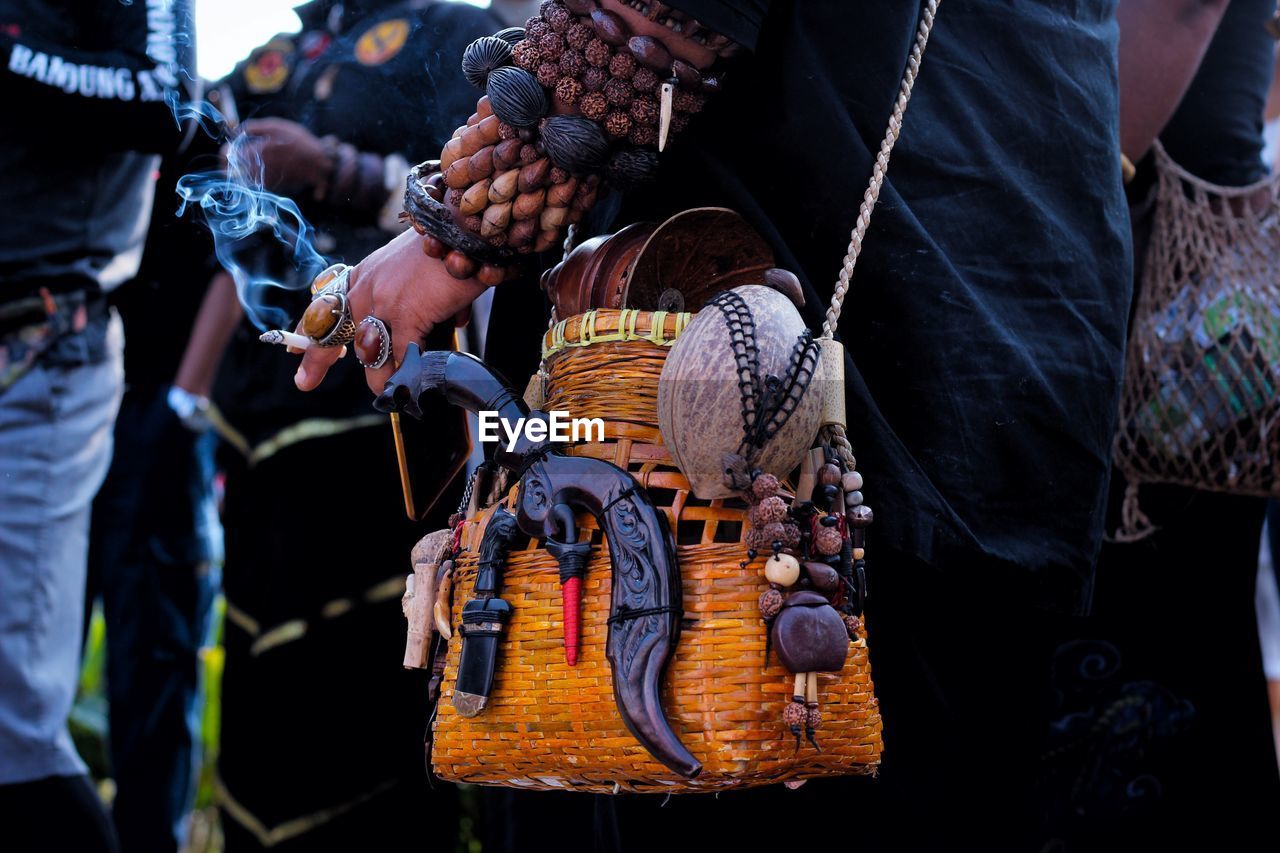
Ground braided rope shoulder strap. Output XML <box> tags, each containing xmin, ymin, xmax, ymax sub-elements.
<box><xmin>821</xmin><ymin>0</ymin><xmax>940</xmax><ymax>464</ymax></box>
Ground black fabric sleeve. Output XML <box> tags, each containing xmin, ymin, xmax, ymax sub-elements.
<box><xmin>0</xmin><ymin>0</ymin><xmax>199</xmax><ymax>152</ymax></box>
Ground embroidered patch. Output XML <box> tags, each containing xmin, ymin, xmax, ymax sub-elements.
<box><xmin>244</xmin><ymin>41</ymin><xmax>293</xmax><ymax>93</ymax></box>
<box><xmin>355</xmin><ymin>19</ymin><xmax>410</xmax><ymax>66</ymax></box>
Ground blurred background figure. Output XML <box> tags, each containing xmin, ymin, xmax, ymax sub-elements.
<box><xmin>1038</xmin><ymin>1</ymin><xmax>1280</xmax><ymax>848</ymax></box>
<box><xmin>85</xmin><ymin>139</ymin><xmax>225</xmax><ymax>853</ymax></box>
<box><xmin>0</xmin><ymin>2</ymin><xmax>197</xmax><ymax>851</ymax></box>
<box><xmin>185</xmin><ymin>2</ymin><xmax>495</xmax><ymax>848</ymax></box>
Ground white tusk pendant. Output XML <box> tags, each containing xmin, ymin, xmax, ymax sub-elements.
<box><xmin>659</xmin><ymin>80</ymin><xmax>675</xmax><ymax>152</ymax></box>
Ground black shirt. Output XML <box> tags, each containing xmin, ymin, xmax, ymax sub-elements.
<box><xmin>625</xmin><ymin>0</ymin><xmax>1132</xmax><ymax>612</ymax></box>
<box><xmin>0</xmin><ymin>0</ymin><xmax>196</xmax><ymax>293</ymax></box>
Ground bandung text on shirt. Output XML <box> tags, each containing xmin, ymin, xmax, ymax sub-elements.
<box><xmin>6</xmin><ymin>0</ymin><xmax>181</xmax><ymax>102</ymax></box>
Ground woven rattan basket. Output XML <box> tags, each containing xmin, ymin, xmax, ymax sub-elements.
<box><xmin>430</xmin><ymin>310</ymin><xmax>882</xmax><ymax>793</ymax></box>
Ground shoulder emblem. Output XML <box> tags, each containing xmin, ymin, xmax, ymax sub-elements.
<box><xmin>244</xmin><ymin>40</ymin><xmax>294</xmax><ymax>93</ymax></box>
<box><xmin>355</xmin><ymin>18</ymin><xmax>410</xmax><ymax>66</ymax></box>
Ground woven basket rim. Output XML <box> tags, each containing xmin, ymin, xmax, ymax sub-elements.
<box><xmin>542</xmin><ymin>308</ymin><xmax>694</xmax><ymax>361</ymax></box>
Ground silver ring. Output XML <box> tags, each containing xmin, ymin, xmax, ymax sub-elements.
<box><xmin>355</xmin><ymin>316</ymin><xmax>392</xmax><ymax>369</ymax></box>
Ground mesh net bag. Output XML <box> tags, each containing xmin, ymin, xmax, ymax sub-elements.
<box><xmin>1112</xmin><ymin>141</ymin><xmax>1280</xmax><ymax>539</ymax></box>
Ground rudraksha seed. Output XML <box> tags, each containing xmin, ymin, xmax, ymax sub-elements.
<box><xmin>464</xmin><ymin>214</ymin><xmax>483</xmax><ymax>233</ymax></box>
<box><xmin>782</xmin><ymin>701</ymin><xmax>806</xmax><ymax>728</ymax></box>
<box><xmin>628</xmin><ymin>123</ymin><xmax>657</xmax><ymax>146</ymax></box>
<box><xmin>751</xmin><ymin>473</ymin><xmax>781</xmax><ymax>501</ymax></box>
<box><xmin>566</xmin><ymin>21</ymin><xmax>593</xmax><ymax>50</ymax></box>
<box><xmin>782</xmin><ymin>523</ymin><xmax>802</xmax><ymax>549</ymax></box>
<box><xmin>629</xmin><ymin>95</ymin><xmax>658</xmax><ymax>126</ymax></box>
<box><xmin>550</xmin><ymin>166</ymin><xmax>570</xmax><ymax>184</ymax></box>
<box><xmin>497</xmin><ymin>121</ymin><xmax>519</xmax><ymax>140</ymax></box>
<box><xmin>806</xmin><ymin>706</ymin><xmax>822</xmax><ymax>728</ymax></box>
<box><xmin>608</xmin><ymin>51</ymin><xmax>636</xmax><ymax>79</ymax></box>
<box><xmin>511</xmin><ymin>38</ymin><xmax>541</xmax><ymax>70</ymax></box>
<box><xmin>519</xmin><ymin>143</ymin><xmax>540</xmax><ymax>164</ymax></box>
<box><xmin>488</xmin><ymin>232</ymin><xmax>508</xmax><ymax>247</ymax></box>
<box><xmin>758</xmin><ymin>588</ymin><xmax>783</xmax><ymax>619</ymax></box>
<box><xmin>603</xmin><ymin>77</ymin><xmax>631</xmax><ymax>106</ymax></box>
<box><xmin>843</xmin><ymin>613</ymin><xmax>862</xmax><ymax>638</ymax></box>
<box><xmin>813</xmin><ymin>526</ymin><xmax>843</xmax><ymax>557</ymax></box>
<box><xmin>558</xmin><ymin>49</ymin><xmax>585</xmax><ymax>77</ymax></box>
<box><xmin>631</xmin><ymin>66</ymin><xmax>658</xmax><ymax>93</ymax></box>
<box><xmin>582</xmin><ymin>66</ymin><xmax>608</xmax><ymax>92</ymax></box>
<box><xmin>537</xmin><ymin>31</ymin><xmax>565</xmax><ymax>60</ymax></box>
<box><xmin>674</xmin><ymin>90</ymin><xmax>706</xmax><ymax>113</ymax></box>
<box><xmin>578</xmin><ymin>91</ymin><xmax>608</xmax><ymax>121</ymax></box>
<box><xmin>603</xmin><ymin>110</ymin><xmax>631</xmax><ymax>138</ymax></box>
<box><xmin>554</xmin><ymin>77</ymin><xmax>583</xmax><ymax>106</ymax></box>
<box><xmin>446</xmin><ymin>188</ymin><xmax>464</xmax><ymax>207</ymax></box>
<box><xmin>536</xmin><ymin>61</ymin><xmax>560</xmax><ymax>87</ymax></box>
<box><xmin>756</xmin><ymin>495</ymin><xmax>788</xmax><ymax>525</ymax></box>
<box><xmin>670</xmin><ymin>112</ymin><xmax>690</xmax><ymax>133</ymax></box>
<box><xmin>543</xmin><ymin>2</ymin><xmax>571</xmax><ymax>32</ymax></box>
<box><xmin>584</xmin><ymin>38</ymin><xmax>611</xmax><ymax>67</ymax></box>
<box><xmin>524</xmin><ymin>18</ymin><xmax>550</xmax><ymax>42</ymax></box>
<box><xmin>744</xmin><ymin>526</ymin><xmax>769</xmax><ymax>552</ymax></box>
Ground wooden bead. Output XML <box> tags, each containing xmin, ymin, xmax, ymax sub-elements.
<box><xmin>460</xmin><ymin>179</ymin><xmax>492</xmax><ymax>215</ymax></box>
<box><xmin>423</xmin><ymin>235</ymin><xmax>448</xmax><ymax>258</ymax></box>
<box><xmin>493</xmin><ymin>138</ymin><xmax>524</xmax><ymax>171</ymax></box>
<box><xmin>488</xmin><ymin>169</ymin><xmax>520</xmax><ymax>203</ymax></box>
<box><xmin>627</xmin><ymin>35</ymin><xmax>671</xmax><ymax>70</ymax></box>
<box><xmin>805</xmin><ymin>562</ymin><xmax>840</xmax><ymax>593</ymax></box>
<box><xmin>818</xmin><ymin>463</ymin><xmax>842</xmax><ymax>487</ymax></box>
<box><xmin>842</xmin><ymin>470</ymin><xmax>864</xmax><ymax>492</ymax></box>
<box><xmin>764</xmin><ymin>553</ymin><xmax>801</xmax><ymax>587</ymax></box>
<box><xmin>507</xmin><ymin>218</ymin><xmax>537</xmax><ymax>248</ymax></box>
<box><xmin>443</xmin><ymin>159</ymin><xmax>472</xmax><ymax>190</ymax></box>
<box><xmin>847</xmin><ymin>505</ymin><xmax>874</xmax><ymax>528</ymax></box>
<box><xmin>468</xmin><ymin>146</ymin><xmax>495</xmax><ymax>181</ymax></box>
<box><xmin>844</xmin><ymin>490</ymin><xmax>864</xmax><ymax>508</ymax></box>
<box><xmin>539</xmin><ymin>205</ymin><xmax>568</xmax><ymax>230</ymax></box>
<box><xmin>590</xmin><ymin>9</ymin><xmax>628</xmax><ymax>46</ymax></box>
<box><xmin>481</xmin><ymin>201</ymin><xmax>512</xmax><ymax>237</ymax></box>
<box><xmin>476</xmin><ymin>263</ymin><xmax>506</xmax><ymax>287</ymax></box>
<box><xmin>444</xmin><ymin>250</ymin><xmax>477</xmax><ymax>280</ymax></box>
<box><xmin>475</xmin><ymin>114</ymin><xmax>502</xmax><ymax>145</ymax></box>
<box><xmin>518</xmin><ymin>158</ymin><xmax>551</xmax><ymax>194</ymax></box>
<box><xmin>546</xmin><ymin>177</ymin><xmax>577</xmax><ymax>207</ymax></box>
<box><xmin>853</xmin><ymin>547</ymin><xmax>866</xmax><ymax>561</ymax></box>
<box><xmin>512</xmin><ymin>188</ymin><xmax>546</xmax><ymax>221</ymax></box>
<box><xmin>440</xmin><ymin>137</ymin><xmax>465</xmax><ymax>171</ymax></box>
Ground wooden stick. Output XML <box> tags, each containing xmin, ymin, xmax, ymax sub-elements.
<box><xmin>390</xmin><ymin>412</ymin><xmax>416</xmax><ymax>520</ymax></box>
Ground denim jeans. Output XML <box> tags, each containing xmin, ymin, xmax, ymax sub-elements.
<box><xmin>87</xmin><ymin>383</ymin><xmax>219</xmax><ymax>853</ymax></box>
<box><xmin>0</xmin><ymin>318</ymin><xmax>123</xmax><ymax>784</ymax></box>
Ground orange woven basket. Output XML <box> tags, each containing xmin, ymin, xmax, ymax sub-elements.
<box><xmin>430</xmin><ymin>310</ymin><xmax>883</xmax><ymax>793</ymax></box>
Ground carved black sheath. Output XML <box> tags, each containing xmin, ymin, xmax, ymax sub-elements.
<box><xmin>454</xmin><ymin>506</ymin><xmax>521</xmax><ymax>718</ymax></box>
<box><xmin>377</xmin><ymin>347</ymin><xmax>702</xmax><ymax>779</ymax></box>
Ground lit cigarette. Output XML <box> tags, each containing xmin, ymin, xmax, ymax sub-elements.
<box><xmin>260</xmin><ymin>329</ymin><xmax>311</xmax><ymax>350</ymax></box>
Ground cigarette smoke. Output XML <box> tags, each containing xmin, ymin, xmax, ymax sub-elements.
<box><xmin>167</xmin><ymin>5</ymin><xmax>328</xmax><ymax>331</ymax></box>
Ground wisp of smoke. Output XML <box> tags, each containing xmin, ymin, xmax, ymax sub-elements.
<box><xmin>165</xmin><ymin>5</ymin><xmax>328</xmax><ymax>332</ymax></box>
<box><xmin>176</xmin><ymin>127</ymin><xmax>328</xmax><ymax>331</ymax></box>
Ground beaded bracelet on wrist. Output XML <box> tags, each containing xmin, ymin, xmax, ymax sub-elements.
<box><xmin>401</xmin><ymin>0</ymin><xmax>740</xmax><ymax>282</ymax></box>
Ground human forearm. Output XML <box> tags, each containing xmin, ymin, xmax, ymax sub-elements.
<box><xmin>174</xmin><ymin>272</ymin><xmax>242</xmax><ymax>397</ymax></box>
<box><xmin>1118</xmin><ymin>0</ymin><xmax>1232</xmax><ymax>159</ymax></box>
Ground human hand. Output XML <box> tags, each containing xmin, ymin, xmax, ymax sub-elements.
<box><xmin>292</xmin><ymin>229</ymin><xmax>489</xmax><ymax>395</ymax></box>
<box><xmin>234</xmin><ymin>117</ymin><xmax>334</xmax><ymax>196</ymax></box>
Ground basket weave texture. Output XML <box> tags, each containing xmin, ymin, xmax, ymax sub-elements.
<box><xmin>430</xmin><ymin>310</ymin><xmax>883</xmax><ymax>792</ymax></box>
